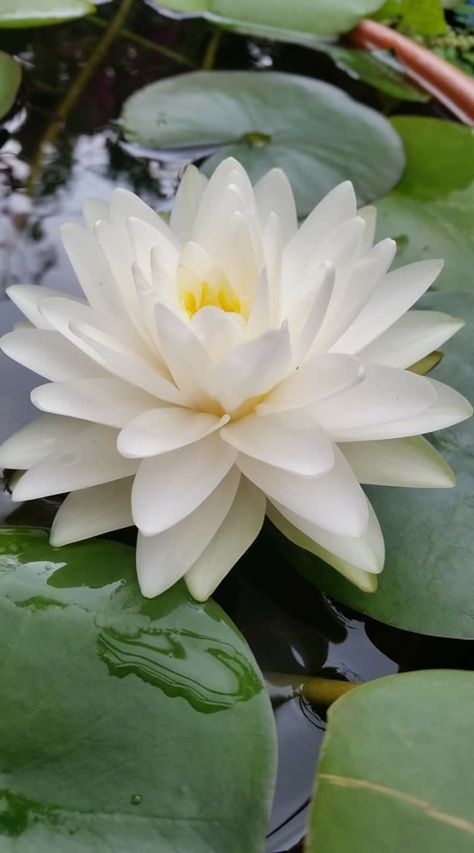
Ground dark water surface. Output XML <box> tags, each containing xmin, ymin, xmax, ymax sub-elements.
<box><xmin>0</xmin><ymin>6</ymin><xmax>472</xmax><ymax>851</ymax></box>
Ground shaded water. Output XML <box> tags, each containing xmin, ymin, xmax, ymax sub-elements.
<box><xmin>0</xmin><ymin>5</ymin><xmax>472</xmax><ymax>850</ymax></box>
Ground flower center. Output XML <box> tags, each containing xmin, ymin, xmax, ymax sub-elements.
<box><xmin>182</xmin><ymin>280</ymin><xmax>242</xmax><ymax>318</ymax></box>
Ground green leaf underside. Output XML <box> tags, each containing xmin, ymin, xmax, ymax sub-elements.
<box><xmin>306</xmin><ymin>671</ymin><xmax>474</xmax><ymax>852</ymax></box>
<box><xmin>121</xmin><ymin>70</ymin><xmax>405</xmax><ymax>216</ymax></box>
<box><xmin>0</xmin><ymin>52</ymin><xmax>21</xmax><ymax>119</ymax></box>
<box><xmin>377</xmin><ymin>117</ymin><xmax>474</xmax><ymax>293</ymax></box>
<box><xmin>152</xmin><ymin>0</ymin><xmax>387</xmax><ymax>39</ymax></box>
<box><xmin>0</xmin><ymin>528</ymin><xmax>276</xmax><ymax>852</ymax></box>
<box><xmin>0</xmin><ymin>0</ymin><xmax>94</xmax><ymax>28</ymax></box>
<box><xmin>283</xmin><ymin>290</ymin><xmax>474</xmax><ymax>639</ymax></box>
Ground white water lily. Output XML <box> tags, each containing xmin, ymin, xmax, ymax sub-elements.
<box><xmin>0</xmin><ymin>159</ymin><xmax>471</xmax><ymax>600</ymax></box>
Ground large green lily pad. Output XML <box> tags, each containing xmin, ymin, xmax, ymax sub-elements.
<box><xmin>306</xmin><ymin>671</ymin><xmax>474</xmax><ymax>852</ymax></box>
<box><xmin>0</xmin><ymin>51</ymin><xmax>21</xmax><ymax>119</ymax></box>
<box><xmin>376</xmin><ymin>117</ymin><xmax>474</xmax><ymax>293</ymax></box>
<box><xmin>121</xmin><ymin>71</ymin><xmax>405</xmax><ymax>215</ymax></box>
<box><xmin>281</xmin><ymin>290</ymin><xmax>474</xmax><ymax>639</ymax></box>
<box><xmin>0</xmin><ymin>0</ymin><xmax>94</xmax><ymax>27</ymax></box>
<box><xmin>152</xmin><ymin>0</ymin><xmax>387</xmax><ymax>39</ymax></box>
<box><xmin>0</xmin><ymin>527</ymin><xmax>276</xmax><ymax>851</ymax></box>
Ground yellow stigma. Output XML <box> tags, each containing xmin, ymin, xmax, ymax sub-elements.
<box><xmin>182</xmin><ymin>280</ymin><xmax>242</xmax><ymax>317</ymax></box>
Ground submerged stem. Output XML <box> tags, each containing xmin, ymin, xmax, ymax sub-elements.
<box><xmin>201</xmin><ymin>28</ymin><xmax>222</xmax><ymax>70</ymax></box>
<box><xmin>89</xmin><ymin>16</ymin><xmax>195</xmax><ymax>67</ymax></box>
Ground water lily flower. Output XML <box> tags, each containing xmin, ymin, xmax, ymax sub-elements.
<box><xmin>0</xmin><ymin>159</ymin><xmax>471</xmax><ymax>600</ymax></box>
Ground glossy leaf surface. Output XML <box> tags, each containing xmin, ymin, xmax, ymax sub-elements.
<box><xmin>0</xmin><ymin>0</ymin><xmax>94</xmax><ymax>27</ymax></box>
<box><xmin>0</xmin><ymin>527</ymin><xmax>276</xmax><ymax>851</ymax></box>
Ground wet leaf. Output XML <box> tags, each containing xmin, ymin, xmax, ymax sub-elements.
<box><xmin>281</xmin><ymin>291</ymin><xmax>474</xmax><ymax>639</ymax></box>
<box><xmin>0</xmin><ymin>51</ymin><xmax>21</xmax><ymax>119</ymax></box>
<box><xmin>121</xmin><ymin>70</ymin><xmax>405</xmax><ymax>215</ymax></box>
<box><xmin>152</xmin><ymin>0</ymin><xmax>388</xmax><ymax>39</ymax></box>
<box><xmin>306</xmin><ymin>671</ymin><xmax>474</xmax><ymax>852</ymax></box>
<box><xmin>0</xmin><ymin>0</ymin><xmax>95</xmax><ymax>27</ymax></box>
<box><xmin>0</xmin><ymin>527</ymin><xmax>276</xmax><ymax>850</ymax></box>
<box><xmin>376</xmin><ymin>117</ymin><xmax>474</xmax><ymax>292</ymax></box>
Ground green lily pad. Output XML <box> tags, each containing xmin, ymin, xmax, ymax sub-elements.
<box><xmin>0</xmin><ymin>527</ymin><xmax>276</xmax><ymax>851</ymax></box>
<box><xmin>376</xmin><ymin>117</ymin><xmax>474</xmax><ymax>293</ymax></box>
<box><xmin>280</xmin><ymin>290</ymin><xmax>474</xmax><ymax>639</ymax></box>
<box><xmin>0</xmin><ymin>0</ymin><xmax>94</xmax><ymax>27</ymax></box>
<box><xmin>321</xmin><ymin>47</ymin><xmax>429</xmax><ymax>101</ymax></box>
<box><xmin>121</xmin><ymin>71</ymin><xmax>405</xmax><ymax>216</ymax></box>
<box><xmin>306</xmin><ymin>671</ymin><xmax>474</xmax><ymax>852</ymax></box>
<box><xmin>0</xmin><ymin>51</ymin><xmax>21</xmax><ymax>119</ymax></box>
<box><xmin>152</xmin><ymin>0</ymin><xmax>387</xmax><ymax>39</ymax></box>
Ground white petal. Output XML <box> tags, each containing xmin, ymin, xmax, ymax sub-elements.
<box><xmin>136</xmin><ymin>467</ymin><xmax>240</xmax><ymax>598</ymax></box>
<box><xmin>257</xmin><ymin>353</ymin><xmax>364</xmax><ymax>416</ymax></box>
<box><xmin>268</xmin><ymin>500</ymin><xmax>382</xmax><ymax>591</ymax></box>
<box><xmin>282</xmin><ymin>181</ymin><xmax>357</xmax><ymax>290</ymax></box>
<box><xmin>191</xmin><ymin>306</ymin><xmax>246</xmax><ymax>362</ymax></box>
<box><xmin>185</xmin><ymin>477</ymin><xmax>266</xmax><ymax>601</ymax></box>
<box><xmin>341</xmin><ymin>377</ymin><xmax>471</xmax><ymax>441</ymax></box>
<box><xmin>131</xmin><ymin>432</ymin><xmax>237</xmax><ymax>536</ymax></box>
<box><xmin>357</xmin><ymin>204</ymin><xmax>377</xmax><ymax>252</ymax></box>
<box><xmin>0</xmin><ymin>328</ymin><xmax>104</xmax><ymax>381</ymax></box>
<box><xmin>335</xmin><ymin>258</ymin><xmax>444</xmax><ymax>353</ymax></box>
<box><xmin>247</xmin><ymin>269</ymin><xmax>272</xmax><ymax>338</ymax></box>
<box><xmin>154</xmin><ymin>303</ymin><xmax>213</xmax><ymax>401</ymax></box>
<box><xmin>66</xmin><ymin>320</ymin><xmax>185</xmax><ymax>404</ymax></box>
<box><xmin>110</xmin><ymin>188</ymin><xmax>179</xmax><ymax>249</ymax></box>
<box><xmin>221</xmin><ymin>412</ymin><xmax>334</xmax><ymax>476</ymax></box>
<box><xmin>286</xmin><ymin>261</ymin><xmax>335</xmax><ymax>362</ymax></box>
<box><xmin>83</xmin><ymin>197</ymin><xmax>110</xmax><ymax>229</ymax></box>
<box><xmin>209</xmin><ymin>324</ymin><xmax>292</xmax><ymax>414</ymax></box>
<box><xmin>237</xmin><ymin>446</ymin><xmax>369</xmax><ymax>537</ymax></box>
<box><xmin>170</xmin><ymin>164</ymin><xmax>208</xmax><ymax>243</ymax></box>
<box><xmin>61</xmin><ymin>222</ymin><xmax>119</xmax><ymax>316</ymax></box>
<box><xmin>341</xmin><ymin>436</ymin><xmax>455</xmax><ymax>487</ymax></box>
<box><xmin>128</xmin><ymin>216</ymin><xmax>179</xmax><ymax>283</ymax></box>
<box><xmin>50</xmin><ymin>477</ymin><xmax>134</xmax><ymax>546</ymax></box>
<box><xmin>0</xmin><ymin>415</ymin><xmax>86</xmax><ymax>469</ymax></box>
<box><xmin>11</xmin><ymin>424</ymin><xmax>138</xmax><ymax>501</ymax></box>
<box><xmin>314</xmin><ymin>365</ymin><xmax>437</xmax><ymax>440</ymax></box>
<box><xmin>261</xmin><ymin>212</ymin><xmax>283</xmax><ymax>324</ymax></box>
<box><xmin>254</xmin><ymin>168</ymin><xmax>297</xmax><ymax>244</ymax></box>
<box><xmin>31</xmin><ymin>377</ymin><xmax>156</xmax><ymax>428</ymax></box>
<box><xmin>192</xmin><ymin>158</ymin><xmax>256</xmax><ymax>239</ymax></box>
<box><xmin>118</xmin><ymin>407</ymin><xmax>228</xmax><ymax>458</ymax></box>
<box><xmin>358</xmin><ymin>310</ymin><xmax>464</xmax><ymax>368</ymax></box>
<box><xmin>6</xmin><ymin>284</ymin><xmax>69</xmax><ymax>330</ymax></box>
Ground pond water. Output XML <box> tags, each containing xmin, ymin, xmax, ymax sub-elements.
<box><xmin>0</xmin><ymin>6</ymin><xmax>472</xmax><ymax>851</ymax></box>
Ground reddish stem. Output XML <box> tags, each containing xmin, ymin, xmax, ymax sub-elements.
<box><xmin>350</xmin><ymin>19</ymin><xmax>474</xmax><ymax>125</ymax></box>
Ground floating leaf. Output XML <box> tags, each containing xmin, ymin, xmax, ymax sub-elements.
<box><xmin>0</xmin><ymin>527</ymin><xmax>276</xmax><ymax>850</ymax></box>
<box><xmin>399</xmin><ymin>0</ymin><xmax>447</xmax><ymax>35</ymax></box>
<box><xmin>281</xmin><ymin>290</ymin><xmax>474</xmax><ymax>639</ymax></box>
<box><xmin>121</xmin><ymin>71</ymin><xmax>405</xmax><ymax>215</ymax></box>
<box><xmin>306</xmin><ymin>671</ymin><xmax>474</xmax><ymax>852</ymax></box>
<box><xmin>376</xmin><ymin>117</ymin><xmax>474</xmax><ymax>292</ymax></box>
<box><xmin>152</xmin><ymin>0</ymin><xmax>388</xmax><ymax>39</ymax></box>
<box><xmin>0</xmin><ymin>51</ymin><xmax>21</xmax><ymax>118</ymax></box>
<box><xmin>0</xmin><ymin>0</ymin><xmax>95</xmax><ymax>27</ymax></box>
<box><xmin>321</xmin><ymin>46</ymin><xmax>429</xmax><ymax>101</ymax></box>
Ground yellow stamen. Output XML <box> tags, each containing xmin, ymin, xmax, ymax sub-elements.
<box><xmin>182</xmin><ymin>279</ymin><xmax>243</xmax><ymax>317</ymax></box>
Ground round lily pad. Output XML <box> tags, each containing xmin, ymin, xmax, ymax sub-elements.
<box><xmin>120</xmin><ymin>71</ymin><xmax>405</xmax><ymax>215</ymax></box>
<box><xmin>0</xmin><ymin>0</ymin><xmax>94</xmax><ymax>27</ymax></box>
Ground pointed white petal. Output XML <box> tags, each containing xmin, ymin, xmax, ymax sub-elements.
<box><xmin>82</xmin><ymin>197</ymin><xmax>110</xmax><ymax>229</ymax></box>
<box><xmin>128</xmin><ymin>216</ymin><xmax>180</xmax><ymax>283</ymax></box>
<box><xmin>0</xmin><ymin>328</ymin><xmax>104</xmax><ymax>381</ymax></box>
<box><xmin>154</xmin><ymin>303</ymin><xmax>213</xmax><ymax>400</ymax></box>
<box><xmin>357</xmin><ymin>204</ymin><xmax>377</xmax><ymax>252</ymax></box>
<box><xmin>136</xmin><ymin>467</ymin><xmax>240</xmax><ymax>598</ymax></box>
<box><xmin>287</xmin><ymin>261</ymin><xmax>335</xmax><ymax>363</ymax></box>
<box><xmin>209</xmin><ymin>323</ymin><xmax>292</xmax><ymax>414</ymax></box>
<box><xmin>254</xmin><ymin>168</ymin><xmax>297</xmax><ymax>244</ymax></box>
<box><xmin>282</xmin><ymin>181</ymin><xmax>357</xmax><ymax>289</ymax></box>
<box><xmin>268</xmin><ymin>500</ymin><xmax>382</xmax><ymax>591</ymax></box>
<box><xmin>191</xmin><ymin>306</ymin><xmax>246</xmax><ymax>362</ymax></box>
<box><xmin>257</xmin><ymin>353</ymin><xmax>364</xmax><ymax>416</ymax></box>
<box><xmin>11</xmin><ymin>424</ymin><xmax>138</xmax><ymax>501</ymax></box>
<box><xmin>131</xmin><ymin>433</ymin><xmax>237</xmax><ymax>536</ymax></box>
<box><xmin>6</xmin><ymin>284</ymin><xmax>69</xmax><ymax>330</ymax></box>
<box><xmin>221</xmin><ymin>412</ymin><xmax>334</xmax><ymax>476</ymax></box>
<box><xmin>261</xmin><ymin>212</ymin><xmax>283</xmax><ymax>324</ymax></box>
<box><xmin>341</xmin><ymin>436</ymin><xmax>455</xmax><ymax>487</ymax></box>
<box><xmin>247</xmin><ymin>269</ymin><xmax>272</xmax><ymax>338</ymax></box>
<box><xmin>50</xmin><ymin>477</ymin><xmax>134</xmax><ymax>546</ymax></box>
<box><xmin>118</xmin><ymin>407</ymin><xmax>228</xmax><ymax>458</ymax></box>
<box><xmin>31</xmin><ymin>377</ymin><xmax>156</xmax><ymax>428</ymax></box>
<box><xmin>0</xmin><ymin>415</ymin><xmax>86</xmax><ymax>469</ymax></box>
<box><xmin>61</xmin><ymin>222</ymin><xmax>119</xmax><ymax>315</ymax></box>
<box><xmin>185</xmin><ymin>477</ymin><xmax>266</xmax><ymax>601</ymax></box>
<box><xmin>335</xmin><ymin>259</ymin><xmax>444</xmax><ymax>353</ymax></box>
<box><xmin>170</xmin><ymin>164</ymin><xmax>208</xmax><ymax>243</ymax></box>
<box><xmin>314</xmin><ymin>365</ymin><xmax>437</xmax><ymax>440</ymax></box>
<box><xmin>237</xmin><ymin>446</ymin><xmax>369</xmax><ymax>537</ymax></box>
<box><xmin>110</xmin><ymin>188</ymin><xmax>179</xmax><ymax>248</ymax></box>
<box><xmin>358</xmin><ymin>310</ymin><xmax>464</xmax><ymax>368</ymax></box>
